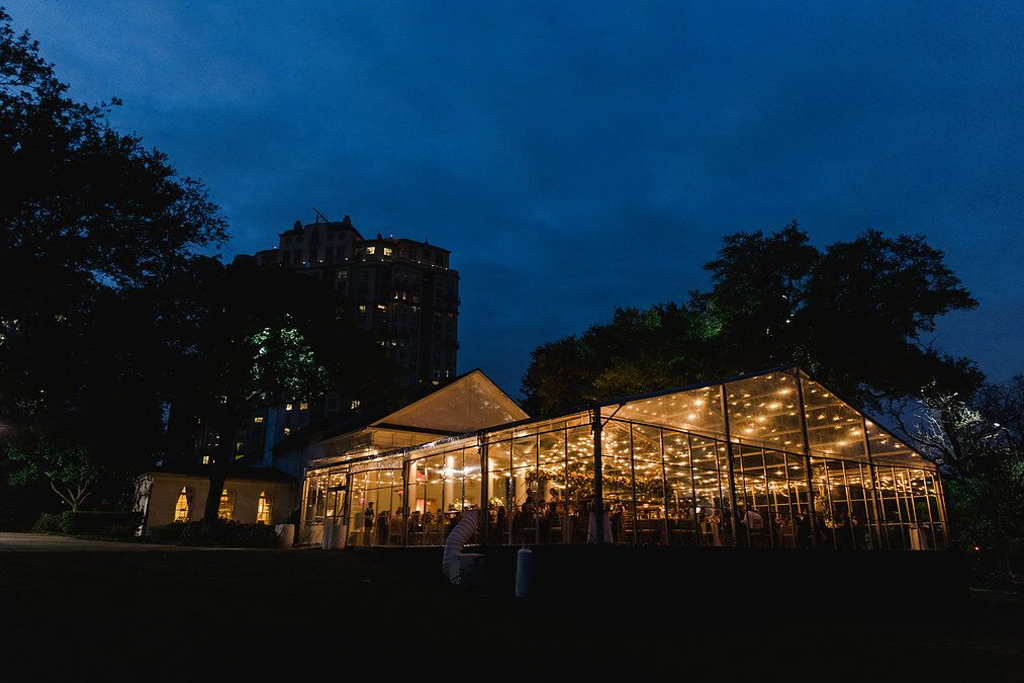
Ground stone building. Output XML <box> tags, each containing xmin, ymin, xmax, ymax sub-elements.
<box><xmin>252</xmin><ymin>215</ymin><xmax>459</xmax><ymax>387</ymax></box>
<box><xmin>133</xmin><ymin>467</ymin><xmax>297</xmax><ymax>532</ymax></box>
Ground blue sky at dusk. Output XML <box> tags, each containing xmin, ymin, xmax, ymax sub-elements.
<box><xmin>10</xmin><ymin>2</ymin><xmax>1023</xmax><ymax>395</ymax></box>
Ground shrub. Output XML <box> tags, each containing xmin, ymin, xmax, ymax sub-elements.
<box><xmin>105</xmin><ymin>524</ymin><xmax>141</xmax><ymax>540</ymax></box>
<box><xmin>31</xmin><ymin>513</ymin><xmax>65</xmax><ymax>535</ymax></box>
<box><xmin>149</xmin><ymin>520</ymin><xmax>280</xmax><ymax>548</ymax></box>
<box><xmin>63</xmin><ymin>511</ymin><xmax>142</xmax><ymax>536</ymax></box>
<box><xmin>148</xmin><ymin>521</ymin><xmax>188</xmax><ymax>544</ymax></box>
<box><xmin>30</xmin><ymin>511</ymin><xmax>143</xmax><ymax>537</ymax></box>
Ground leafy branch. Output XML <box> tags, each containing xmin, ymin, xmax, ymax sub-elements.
<box><xmin>5</xmin><ymin>437</ymin><xmax>99</xmax><ymax>512</ymax></box>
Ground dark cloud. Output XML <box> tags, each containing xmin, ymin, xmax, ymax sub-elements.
<box><xmin>10</xmin><ymin>1</ymin><xmax>1023</xmax><ymax>393</ymax></box>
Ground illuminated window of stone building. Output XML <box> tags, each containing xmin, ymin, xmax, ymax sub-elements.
<box><xmin>173</xmin><ymin>486</ymin><xmax>189</xmax><ymax>522</ymax></box>
<box><xmin>256</xmin><ymin>491</ymin><xmax>273</xmax><ymax>525</ymax></box>
<box><xmin>218</xmin><ymin>488</ymin><xmax>235</xmax><ymax>520</ymax></box>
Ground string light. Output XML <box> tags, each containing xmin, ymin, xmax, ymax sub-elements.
<box><xmin>302</xmin><ymin>372</ymin><xmax>943</xmax><ymax>547</ymax></box>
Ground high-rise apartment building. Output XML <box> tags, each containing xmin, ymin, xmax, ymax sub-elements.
<box><xmin>252</xmin><ymin>215</ymin><xmax>459</xmax><ymax>387</ymax></box>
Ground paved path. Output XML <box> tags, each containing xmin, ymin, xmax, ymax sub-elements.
<box><xmin>0</xmin><ymin>532</ymin><xmax>196</xmax><ymax>552</ymax></box>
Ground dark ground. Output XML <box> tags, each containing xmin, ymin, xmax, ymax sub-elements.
<box><xmin>1</xmin><ymin>539</ymin><xmax>1023</xmax><ymax>682</ymax></box>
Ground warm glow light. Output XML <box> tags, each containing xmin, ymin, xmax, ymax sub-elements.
<box><xmin>173</xmin><ymin>487</ymin><xmax>189</xmax><ymax>522</ymax></box>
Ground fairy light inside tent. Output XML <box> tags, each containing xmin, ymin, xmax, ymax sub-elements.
<box><xmin>300</xmin><ymin>366</ymin><xmax>946</xmax><ymax>552</ymax></box>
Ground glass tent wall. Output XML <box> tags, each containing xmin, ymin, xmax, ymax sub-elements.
<box><xmin>302</xmin><ymin>367</ymin><xmax>947</xmax><ymax>551</ymax></box>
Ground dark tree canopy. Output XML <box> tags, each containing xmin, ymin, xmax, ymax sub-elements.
<box><xmin>0</xmin><ymin>9</ymin><xmax>402</xmax><ymax>526</ymax></box>
<box><xmin>0</xmin><ymin>8</ymin><xmax>225</xmax><ymax>515</ymax></box>
<box><xmin>154</xmin><ymin>257</ymin><xmax>402</xmax><ymax>524</ymax></box>
<box><xmin>522</xmin><ymin>222</ymin><xmax>982</xmax><ymax>417</ymax></box>
<box><xmin>159</xmin><ymin>257</ymin><xmax>400</xmax><ymax>438</ymax></box>
<box><xmin>0</xmin><ymin>8</ymin><xmax>225</xmax><ymax>446</ymax></box>
<box><xmin>905</xmin><ymin>376</ymin><xmax>1024</xmax><ymax>573</ymax></box>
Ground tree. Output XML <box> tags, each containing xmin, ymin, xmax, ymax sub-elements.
<box><xmin>5</xmin><ymin>436</ymin><xmax>99</xmax><ymax>512</ymax></box>
<box><xmin>0</xmin><ymin>7</ymin><xmax>226</xmax><ymax>500</ymax></box>
<box><xmin>522</xmin><ymin>304</ymin><xmax>714</xmax><ymax>417</ymax></box>
<box><xmin>794</xmin><ymin>230</ymin><xmax>981</xmax><ymax>408</ymax></box>
<box><xmin>156</xmin><ymin>257</ymin><xmax>401</xmax><ymax>528</ymax></box>
<box><xmin>902</xmin><ymin>377</ymin><xmax>1024</xmax><ymax>576</ymax></box>
<box><xmin>522</xmin><ymin>222</ymin><xmax>982</xmax><ymax>417</ymax></box>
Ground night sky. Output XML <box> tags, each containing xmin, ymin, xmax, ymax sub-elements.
<box><xmin>11</xmin><ymin>2</ymin><xmax>1023</xmax><ymax>396</ymax></box>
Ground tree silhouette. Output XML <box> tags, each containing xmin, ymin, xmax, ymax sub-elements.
<box><xmin>522</xmin><ymin>222</ymin><xmax>982</xmax><ymax>416</ymax></box>
<box><xmin>0</xmin><ymin>7</ymin><xmax>225</xmax><ymax>505</ymax></box>
<box><xmin>156</xmin><ymin>257</ymin><xmax>400</xmax><ymax>527</ymax></box>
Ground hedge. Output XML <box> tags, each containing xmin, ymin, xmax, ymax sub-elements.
<box><xmin>148</xmin><ymin>519</ymin><xmax>281</xmax><ymax>548</ymax></box>
<box><xmin>30</xmin><ymin>511</ymin><xmax>142</xmax><ymax>538</ymax></box>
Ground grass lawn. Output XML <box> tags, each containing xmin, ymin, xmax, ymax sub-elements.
<box><xmin>1</xmin><ymin>546</ymin><xmax>1023</xmax><ymax>682</ymax></box>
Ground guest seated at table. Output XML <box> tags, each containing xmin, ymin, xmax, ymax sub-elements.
<box><xmin>408</xmin><ymin>510</ymin><xmax>422</xmax><ymax>537</ymax></box>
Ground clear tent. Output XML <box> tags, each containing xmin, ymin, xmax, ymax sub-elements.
<box><xmin>302</xmin><ymin>366</ymin><xmax>946</xmax><ymax>551</ymax></box>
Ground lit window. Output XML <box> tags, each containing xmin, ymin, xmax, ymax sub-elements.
<box><xmin>359</xmin><ymin>304</ymin><xmax>367</xmax><ymax>314</ymax></box>
<box><xmin>254</xmin><ymin>416</ymin><xmax>264</xmax><ymax>424</ymax></box>
<box><xmin>173</xmin><ymin>487</ymin><xmax>189</xmax><ymax>522</ymax></box>
<box><xmin>383</xmin><ymin>247</ymin><xmax>393</xmax><ymax>256</ymax></box>
<box><xmin>285</xmin><ymin>403</ymin><xmax>293</xmax><ymax>411</ymax></box>
<box><xmin>366</xmin><ymin>246</ymin><xmax>376</xmax><ymax>255</ymax></box>
<box><xmin>350</xmin><ymin>399</ymin><xmax>361</xmax><ymax>410</ymax></box>
<box><xmin>235</xmin><ymin>453</ymin><xmax>244</xmax><ymax>460</ymax></box>
<box><xmin>218</xmin><ymin>489</ymin><xmax>235</xmax><ymax>520</ymax></box>
<box><xmin>201</xmin><ymin>455</ymin><xmax>210</xmax><ymax>465</ymax></box>
<box><xmin>299</xmin><ymin>402</ymin><xmax>308</xmax><ymax>411</ymax></box>
<box><xmin>284</xmin><ymin>427</ymin><xmax>291</xmax><ymax>436</ymax></box>
<box><xmin>377</xmin><ymin>304</ymin><xmax>387</xmax><ymax>312</ymax></box>
<box><xmin>256</xmin><ymin>491</ymin><xmax>273</xmax><ymax>525</ymax></box>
